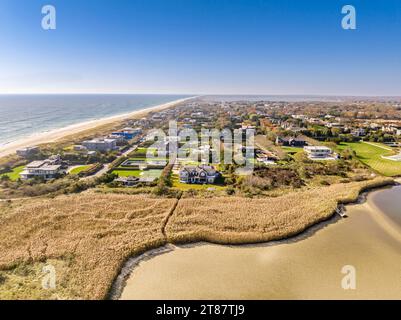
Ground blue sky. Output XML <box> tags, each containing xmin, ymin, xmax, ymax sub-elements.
<box><xmin>0</xmin><ymin>0</ymin><xmax>400</xmax><ymax>95</ymax></box>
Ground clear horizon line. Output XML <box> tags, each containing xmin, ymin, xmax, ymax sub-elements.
<box><xmin>0</xmin><ymin>92</ymin><xmax>401</xmax><ymax>98</ymax></box>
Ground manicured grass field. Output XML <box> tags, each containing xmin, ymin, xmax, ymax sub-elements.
<box><xmin>127</xmin><ymin>157</ymin><xmax>167</xmax><ymax>162</ymax></box>
<box><xmin>141</xmin><ymin>169</ymin><xmax>163</xmax><ymax>179</ymax></box>
<box><xmin>177</xmin><ymin>160</ymin><xmax>220</xmax><ymax>167</ymax></box>
<box><xmin>112</xmin><ymin>169</ymin><xmax>163</xmax><ymax>178</ymax></box>
<box><xmin>338</xmin><ymin>142</ymin><xmax>401</xmax><ymax>177</ymax></box>
<box><xmin>281</xmin><ymin>146</ymin><xmax>304</xmax><ymax>154</ymax></box>
<box><xmin>130</xmin><ymin>147</ymin><xmax>158</xmax><ymax>157</ymax></box>
<box><xmin>112</xmin><ymin>169</ymin><xmax>142</xmax><ymax>177</ymax></box>
<box><xmin>0</xmin><ymin>165</ymin><xmax>25</xmax><ymax>181</ymax></box>
<box><xmin>70</xmin><ymin>165</ymin><xmax>91</xmax><ymax>175</ymax></box>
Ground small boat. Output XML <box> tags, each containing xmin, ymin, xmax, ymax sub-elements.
<box><xmin>336</xmin><ymin>204</ymin><xmax>347</xmax><ymax>218</ymax></box>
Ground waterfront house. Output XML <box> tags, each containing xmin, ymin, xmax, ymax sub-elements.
<box><xmin>115</xmin><ymin>175</ymin><xmax>157</xmax><ymax>187</ymax></box>
<box><xmin>276</xmin><ymin>136</ymin><xmax>307</xmax><ymax>147</ymax></box>
<box><xmin>111</xmin><ymin>127</ymin><xmax>142</xmax><ymax>140</ymax></box>
<box><xmin>82</xmin><ymin>138</ymin><xmax>118</xmax><ymax>152</ymax></box>
<box><xmin>304</xmin><ymin>146</ymin><xmax>335</xmax><ymax>160</ymax></box>
<box><xmin>115</xmin><ymin>176</ymin><xmax>140</xmax><ymax>187</ymax></box>
<box><xmin>16</xmin><ymin>146</ymin><xmax>39</xmax><ymax>158</ymax></box>
<box><xmin>73</xmin><ymin>145</ymin><xmax>87</xmax><ymax>152</ymax></box>
<box><xmin>20</xmin><ymin>155</ymin><xmax>66</xmax><ymax>180</ymax></box>
<box><xmin>179</xmin><ymin>165</ymin><xmax>220</xmax><ymax>184</ymax></box>
<box><xmin>108</xmin><ymin>134</ymin><xmax>127</xmax><ymax>146</ymax></box>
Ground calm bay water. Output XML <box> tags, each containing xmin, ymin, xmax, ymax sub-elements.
<box><xmin>120</xmin><ymin>185</ymin><xmax>401</xmax><ymax>300</ymax></box>
<box><xmin>0</xmin><ymin>94</ymin><xmax>189</xmax><ymax>146</ymax></box>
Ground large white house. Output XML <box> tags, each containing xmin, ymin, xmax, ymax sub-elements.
<box><xmin>304</xmin><ymin>146</ymin><xmax>336</xmax><ymax>160</ymax></box>
<box><xmin>82</xmin><ymin>138</ymin><xmax>118</xmax><ymax>152</ymax></box>
<box><xmin>20</xmin><ymin>155</ymin><xmax>66</xmax><ymax>180</ymax></box>
<box><xmin>179</xmin><ymin>165</ymin><xmax>220</xmax><ymax>184</ymax></box>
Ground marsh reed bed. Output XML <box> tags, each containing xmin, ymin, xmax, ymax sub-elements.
<box><xmin>0</xmin><ymin>177</ymin><xmax>393</xmax><ymax>299</ymax></box>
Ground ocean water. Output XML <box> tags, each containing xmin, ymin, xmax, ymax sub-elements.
<box><xmin>0</xmin><ymin>94</ymin><xmax>190</xmax><ymax>147</ymax></box>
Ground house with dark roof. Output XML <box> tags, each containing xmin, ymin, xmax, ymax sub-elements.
<box><xmin>179</xmin><ymin>165</ymin><xmax>220</xmax><ymax>184</ymax></box>
<box><xmin>275</xmin><ymin>136</ymin><xmax>307</xmax><ymax>147</ymax></box>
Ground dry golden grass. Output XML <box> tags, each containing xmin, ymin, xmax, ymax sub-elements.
<box><xmin>0</xmin><ymin>177</ymin><xmax>393</xmax><ymax>299</ymax></box>
<box><xmin>165</xmin><ymin>177</ymin><xmax>394</xmax><ymax>244</ymax></box>
<box><xmin>0</xmin><ymin>193</ymin><xmax>177</xmax><ymax>300</ymax></box>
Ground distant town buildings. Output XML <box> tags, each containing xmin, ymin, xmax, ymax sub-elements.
<box><xmin>16</xmin><ymin>146</ymin><xmax>39</xmax><ymax>158</ymax></box>
<box><xmin>351</xmin><ymin>128</ymin><xmax>366</xmax><ymax>137</ymax></box>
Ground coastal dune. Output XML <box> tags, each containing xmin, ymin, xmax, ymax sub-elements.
<box><xmin>0</xmin><ymin>96</ymin><xmax>195</xmax><ymax>158</ymax></box>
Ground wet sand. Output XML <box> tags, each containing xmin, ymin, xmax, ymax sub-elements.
<box><xmin>119</xmin><ymin>185</ymin><xmax>401</xmax><ymax>300</ymax></box>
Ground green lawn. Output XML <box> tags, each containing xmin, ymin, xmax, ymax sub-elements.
<box><xmin>112</xmin><ymin>169</ymin><xmax>142</xmax><ymax>177</ymax></box>
<box><xmin>141</xmin><ymin>169</ymin><xmax>163</xmax><ymax>179</ymax></box>
<box><xmin>112</xmin><ymin>169</ymin><xmax>163</xmax><ymax>178</ymax></box>
<box><xmin>338</xmin><ymin>142</ymin><xmax>401</xmax><ymax>177</ymax></box>
<box><xmin>281</xmin><ymin>146</ymin><xmax>304</xmax><ymax>154</ymax></box>
<box><xmin>127</xmin><ymin>157</ymin><xmax>167</xmax><ymax>162</ymax></box>
<box><xmin>63</xmin><ymin>145</ymin><xmax>74</xmax><ymax>151</ymax></box>
<box><xmin>0</xmin><ymin>165</ymin><xmax>25</xmax><ymax>181</ymax></box>
<box><xmin>130</xmin><ymin>147</ymin><xmax>159</xmax><ymax>157</ymax></box>
<box><xmin>70</xmin><ymin>165</ymin><xmax>91</xmax><ymax>175</ymax></box>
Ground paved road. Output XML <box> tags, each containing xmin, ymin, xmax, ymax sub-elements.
<box><xmin>121</xmin><ymin>145</ymin><xmax>138</xmax><ymax>157</ymax></box>
<box><xmin>81</xmin><ymin>144</ymin><xmax>139</xmax><ymax>180</ymax></box>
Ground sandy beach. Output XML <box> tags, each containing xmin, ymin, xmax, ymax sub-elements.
<box><xmin>0</xmin><ymin>96</ymin><xmax>196</xmax><ymax>158</ymax></box>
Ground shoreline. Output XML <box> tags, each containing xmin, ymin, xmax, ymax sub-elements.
<box><xmin>109</xmin><ymin>178</ymin><xmax>396</xmax><ymax>300</ymax></box>
<box><xmin>0</xmin><ymin>96</ymin><xmax>198</xmax><ymax>158</ymax></box>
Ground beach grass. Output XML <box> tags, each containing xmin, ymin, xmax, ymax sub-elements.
<box><xmin>165</xmin><ymin>177</ymin><xmax>393</xmax><ymax>244</ymax></box>
<box><xmin>338</xmin><ymin>142</ymin><xmax>401</xmax><ymax>177</ymax></box>
<box><xmin>0</xmin><ymin>193</ymin><xmax>177</xmax><ymax>300</ymax></box>
<box><xmin>0</xmin><ymin>177</ymin><xmax>393</xmax><ymax>299</ymax></box>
